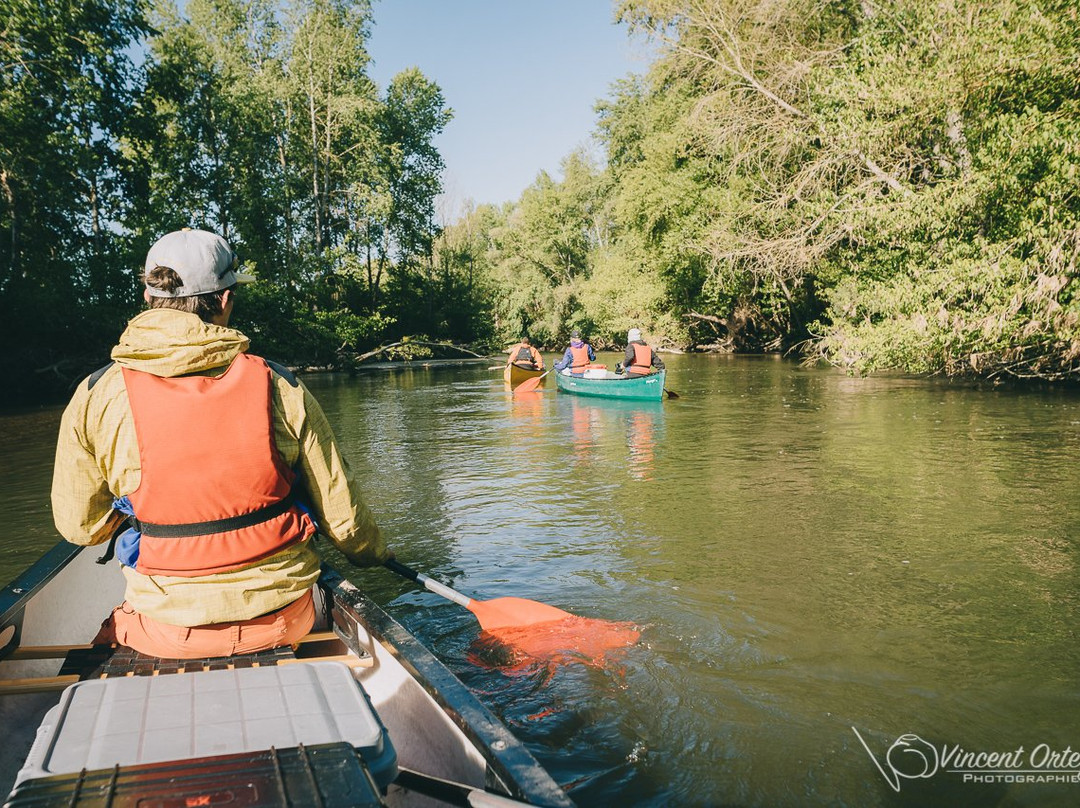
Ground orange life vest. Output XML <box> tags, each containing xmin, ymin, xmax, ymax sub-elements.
<box><xmin>626</xmin><ymin>343</ymin><xmax>654</xmax><ymax>375</ymax></box>
<box><xmin>570</xmin><ymin>344</ymin><xmax>591</xmax><ymax>369</ymax></box>
<box><xmin>511</xmin><ymin>343</ymin><xmax>538</xmax><ymax>368</ymax></box>
<box><xmin>122</xmin><ymin>354</ymin><xmax>316</xmax><ymax>577</ymax></box>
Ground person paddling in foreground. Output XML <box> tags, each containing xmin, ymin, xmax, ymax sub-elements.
<box><xmin>51</xmin><ymin>228</ymin><xmax>393</xmax><ymax>660</ymax></box>
<box><xmin>506</xmin><ymin>335</ymin><xmax>544</xmax><ymax>371</ymax></box>
<box><xmin>619</xmin><ymin>327</ymin><xmax>665</xmax><ymax>376</ymax></box>
<box><xmin>553</xmin><ymin>329</ymin><xmax>596</xmax><ymax>376</ymax></box>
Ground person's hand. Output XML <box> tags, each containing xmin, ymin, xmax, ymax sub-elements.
<box><xmin>344</xmin><ymin>546</ymin><xmax>395</xmax><ymax>567</ymax></box>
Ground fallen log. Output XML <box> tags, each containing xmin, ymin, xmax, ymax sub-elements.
<box><xmin>350</xmin><ymin>339</ymin><xmax>486</xmax><ymax>363</ymax></box>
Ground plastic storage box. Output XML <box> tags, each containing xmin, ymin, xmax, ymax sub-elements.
<box><xmin>14</xmin><ymin>661</ymin><xmax>396</xmax><ymax>791</ymax></box>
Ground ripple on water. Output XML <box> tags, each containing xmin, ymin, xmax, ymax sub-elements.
<box><xmin>6</xmin><ymin>360</ymin><xmax>1080</xmax><ymax>807</ymax></box>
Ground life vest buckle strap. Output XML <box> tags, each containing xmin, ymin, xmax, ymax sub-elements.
<box><xmin>137</xmin><ymin>494</ymin><xmax>296</xmax><ymax>539</ymax></box>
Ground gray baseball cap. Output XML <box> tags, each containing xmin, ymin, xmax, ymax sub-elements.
<box><xmin>144</xmin><ymin>229</ymin><xmax>255</xmax><ymax>298</ymax></box>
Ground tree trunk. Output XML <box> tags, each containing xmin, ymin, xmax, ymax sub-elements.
<box><xmin>308</xmin><ymin>62</ymin><xmax>322</xmax><ymax>249</ymax></box>
<box><xmin>946</xmin><ymin>109</ymin><xmax>972</xmax><ymax>178</ymax></box>
<box><xmin>1</xmin><ymin>169</ymin><xmax>16</xmax><ymax>274</ymax></box>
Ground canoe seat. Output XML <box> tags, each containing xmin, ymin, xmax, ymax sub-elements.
<box><xmin>0</xmin><ymin>630</ymin><xmax>368</xmax><ymax>695</ymax></box>
<box><xmin>59</xmin><ymin>641</ymin><xmax>302</xmax><ymax>678</ymax></box>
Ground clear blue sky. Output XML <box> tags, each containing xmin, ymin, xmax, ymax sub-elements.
<box><xmin>366</xmin><ymin>1</ymin><xmax>649</xmax><ymax>218</ymax></box>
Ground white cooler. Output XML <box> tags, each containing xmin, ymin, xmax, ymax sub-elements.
<box><xmin>15</xmin><ymin>661</ymin><xmax>397</xmax><ymax>790</ymax></box>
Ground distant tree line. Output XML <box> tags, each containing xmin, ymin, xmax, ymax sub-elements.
<box><xmin>1</xmin><ymin>0</ymin><xmax>461</xmax><ymax>403</ymax></box>
<box><xmin>443</xmin><ymin>0</ymin><xmax>1080</xmax><ymax>381</ymax></box>
<box><xmin>3</xmin><ymin>0</ymin><xmax>1080</xmax><ymax>405</ymax></box>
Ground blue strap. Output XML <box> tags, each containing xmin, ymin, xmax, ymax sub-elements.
<box><xmin>112</xmin><ymin>495</ymin><xmax>142</xmax><ymax>567</ymax></box>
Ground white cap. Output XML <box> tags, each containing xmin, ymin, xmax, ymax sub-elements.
<box><xmin>144</xmin><ymin>229</ymin><xmax>255</xmax><ymax>298</ymax></box>
<box><xmin>627</xmin><ymin>328</ymin><xmax>642</xmax><ymax>342</ymax></box>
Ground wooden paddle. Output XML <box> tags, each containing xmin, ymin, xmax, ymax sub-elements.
<box><xmin>385</xmin><ymin>559</ymin><xmax>571</xmax><ymax>630</ymax></box>
<box><xmin>512</xmin><ymin>368</ymin><xmax>550</xmax><ymax>395</ymax></box>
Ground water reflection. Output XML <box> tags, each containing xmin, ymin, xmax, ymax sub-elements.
<box><xmin>508</xmin><ymin>389</ymin><xmax>545</xmax><ymax>438</ymax></box>
<box><xmin>626</xmin><ymin>406</ymin><xmax>661</xmax><ymax>481</ymax></box>
<box><xmin>569</xmin><ymin>397</ymin><xmax>599</xmax><ymax>462</ymax></box>
<box><xmin>560</xmin><ymin>395</ymin><xmax>666</xmax><ymax>481</ymax></box>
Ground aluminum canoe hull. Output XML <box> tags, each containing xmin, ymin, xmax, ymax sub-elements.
<box><xmin>0</xmin><ymin>543</ymin><xmax>573</xmax><ymax>807</ymax></box>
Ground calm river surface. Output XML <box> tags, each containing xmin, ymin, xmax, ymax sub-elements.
<box><xmin>3</xmin><ymin>354</ymin><xmax>1080</xmax><ymax>807</ymax></box>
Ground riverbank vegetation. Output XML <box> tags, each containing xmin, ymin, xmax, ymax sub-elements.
<box><xmin>453</xmin><ymin>0</ymin><xmax>1080</xmax><ymax>378</ymax></box>
<box><xmin>2</xmin><ymin>0</ymin><xmax>1079</xmax><ymax>404</ymax></box>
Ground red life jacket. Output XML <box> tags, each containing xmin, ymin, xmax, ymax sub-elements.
<box><xmin>122</xmin><ymin>354</ymin><xmax>315</xmax><ymax>577</ymax></box>
<box><xmin>626</xmin><ymin>343</ymin><xmax>654</xmax><ymax>375</ymax></box>
<box><xmin>570</xmin><ymin>344</ymin><xmax>591</xmax><ymax>369</ymax></box>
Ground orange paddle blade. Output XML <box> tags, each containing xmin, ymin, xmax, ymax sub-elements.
<box><xmin>467</xmin><ymin>597</ymin><xmax>573</xmax><ymax>630</ymax></box>
<box><xmin>479</xmin><ymin>616</ymin><xmax>641</xmax><ymax>670</ymax></box>
<box><xmin>382</xmin><ymin>560</ymin><xmax>640</xmax><ymax>668</ymax></box>
<box><xmin>513</xmin><ymin>375</ymin><xmax>544</xmax><ymax>394</ymax></box>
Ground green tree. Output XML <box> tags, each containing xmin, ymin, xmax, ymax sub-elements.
<box><xmin>0</xmin><ymin>0</ymin><xmax>150</xmax><ymax>399</ymax></box>
<box><xmin>612</xmin><ymin>0</ymin><xmax>1080</xmax><ymax>377</ymax></box>
<box><xmin>595</xmin><ymin>74</ymin><xmax>718</xmax><ymax>347</ymax></box>
<box><xmin>376</xmin><ymin>68</ymin><xmax>454</xmax><ymax>332</ymax></box>
<box><xmin>283</xmin><ymin>0</ymin><xmax>378</xmax><ymax>258</ymax></box>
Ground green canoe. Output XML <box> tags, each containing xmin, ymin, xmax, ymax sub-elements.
<box><xmin>554</xmin><ymin>368</ymin><xmax>666</xmax><ymax>401</ymax></box>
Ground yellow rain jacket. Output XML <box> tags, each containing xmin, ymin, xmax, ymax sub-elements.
<box><xmin>51</xmin><ymin>308</ymin><xmax>389</xmax><ymax>627</ymax></box>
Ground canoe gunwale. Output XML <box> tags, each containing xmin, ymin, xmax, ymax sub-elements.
<box><xmin>319</xmin><ymin>566</ymin><xmax>573</xmax><ymax>807</ymax></box>
<box><xmin>0</xmin><ymin>542</ymin><xmax>82</xmax><ymax>651</ymax></box>
<box><xmin>1</xmin><ymin>548</ymin><xmax>573</xmax><ymax>808</ymax></box>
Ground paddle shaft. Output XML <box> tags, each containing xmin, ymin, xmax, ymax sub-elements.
<box><xmin>396</xmin><ymin>768</ymin><xmax>536</xmax><ymax>808</ymax></box>
<box><xmin>384</xmin><ymin>559</ymin><xmax>472</xmax><ymax>608</ymax></box>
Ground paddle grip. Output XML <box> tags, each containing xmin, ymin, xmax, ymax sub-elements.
<box><xmin>384</xmin><ymin>558</ymin><xmax>419</xmax><ymax>582</ymax></box>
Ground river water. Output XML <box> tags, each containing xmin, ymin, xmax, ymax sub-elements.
<box><xmin>3</xmin><ymin>354</ymin><xmax>1080</xmax><ymax>807</ymax></box>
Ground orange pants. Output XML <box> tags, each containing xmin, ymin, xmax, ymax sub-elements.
<box><xmin>96</xmin><ymin>589</ymin><xmax>316</xmax><ymax>659</ymax></box>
